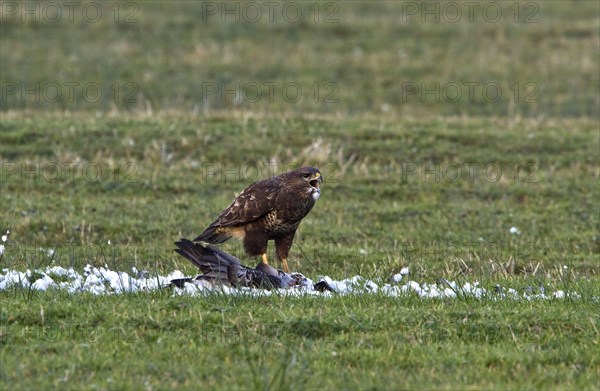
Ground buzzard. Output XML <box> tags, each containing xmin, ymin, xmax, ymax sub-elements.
<box><xmin>172</xmin><ymin>239</ymin><xmax>334</xmax><ymax>292</ymax></box>
<box><xmin>193</xmin><ymin>166</ymin><xmax>323</xmax><ymax>272</ymax></box>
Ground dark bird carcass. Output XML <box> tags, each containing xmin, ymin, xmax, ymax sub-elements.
<box><xmin>172</xmin><ymin>238</ymin><xmax>310</xmax><ymax>290</ymax></box>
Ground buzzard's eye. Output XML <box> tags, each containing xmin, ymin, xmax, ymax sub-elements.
<box><xmin>302</xmin><ymin>174</ymin><xmax>310</xmax><ymax>178</ymax></box>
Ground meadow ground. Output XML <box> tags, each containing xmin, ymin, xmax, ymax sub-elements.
<box><xmin>1</xmin><ymin>1</ymin><xmax>599</xmax><ymax>390</ymax></box>
<box><xmin>1</xmin><ymin>112</ymin><xmax>598</xmax><ymax>390</ymax></box>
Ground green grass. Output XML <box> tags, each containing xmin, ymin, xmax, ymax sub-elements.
<box><xmin>1</xmin><ymin>111</ymin><xmax>598</xmax><ymax>390</ymax></box>
<box><xmin>2</xmin><ymin>289</ymin><xmax>599</xmax><ymax>390</ymax></box>
<box><xmin>1</xmin><ymin>112</ymin><xmax>598</xmax><ymax>279</ymax></box>
<box><xmin>1</xmin><ymin>1</ymin><xmax>600</xmax><ymax>390</ymax></box>
<box><xmin>1</xmin><ymin>1</ymin><xmax>599</xmax><ymax>117</ymax></box>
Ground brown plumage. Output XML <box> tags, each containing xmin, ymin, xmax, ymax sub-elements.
<box><xmin>193</xmin><ymin>166</ymin><xmax>323</xmax><ymax>272</ymax></box>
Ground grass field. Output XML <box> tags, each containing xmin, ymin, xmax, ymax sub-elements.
<box><xmin>1</xmin><ymin>1</ymin><xmax>599</xmax><ymax>390</ymax></box>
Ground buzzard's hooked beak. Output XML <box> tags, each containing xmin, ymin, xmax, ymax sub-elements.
<box><xmin>309</xmin><ymin>172</ymin><xmax>323</xmax><ymax>190</ymax></box>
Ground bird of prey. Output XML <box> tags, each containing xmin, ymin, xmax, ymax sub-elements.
<box><xmin>193</xmin><ymin>166</ymin><xmax>323</xmax><ymax>273</ymax></box>
<box><xmin>172</xmin><ymin>239</ymin><xmax>309</xmax><ymax>290</ymax></box>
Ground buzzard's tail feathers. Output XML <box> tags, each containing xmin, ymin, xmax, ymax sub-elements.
<box><xmin>193</xmin><ymin>227</ymin><xmax>231</xmax><ymax>244</ymax></box>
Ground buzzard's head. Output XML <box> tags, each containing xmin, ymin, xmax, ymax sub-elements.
<box><xmin>295</xmin><ymin>166</ymin><xmax>323</xmax><ymax>200</ymax></box>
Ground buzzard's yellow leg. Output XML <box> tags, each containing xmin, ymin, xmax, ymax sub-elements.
<box><xmin>281</xmin><ymin>258</ymin><xmax>289</xmax><ymax>273</ymax></box>
<box><xmin>261</xmin><ymin>253</ymin><xmax>269</xmax><ymax>265</ymax></box>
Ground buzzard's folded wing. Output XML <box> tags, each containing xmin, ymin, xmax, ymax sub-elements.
<box><xmin>212</xmin><ymin>179</ymin><xmax>280</xmax><ymax>227</ymax></box>
<box><xmin>193</xmin><ymin>178</ymin><xmax>280</xmax><ymax>243</ymax></box>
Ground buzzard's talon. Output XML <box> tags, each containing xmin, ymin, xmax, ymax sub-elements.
<box><xmin>281</xmin><ymin>258</ymin><xmax>290</xmax><ymax>273</ymax></box>
<box><xmin>261</xmin><ymin>253</ymin><xmax>269</xmax><ymax>265</ymax></box>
